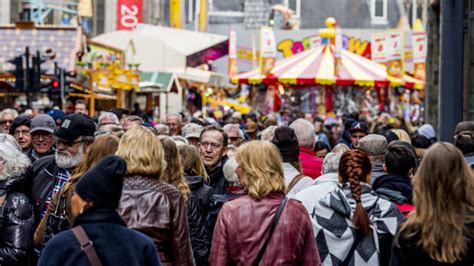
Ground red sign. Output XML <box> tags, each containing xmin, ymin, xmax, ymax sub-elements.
<box><xmin>117</xmin><ymin>0</ymin><xmax>143</xmax><ymax>31</ymax></box>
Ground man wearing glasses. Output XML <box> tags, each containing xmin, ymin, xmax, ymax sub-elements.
<box><xmin>9</xmin><ymin>115</ymin><xmax>32</xmax><ymax>153</ymax></box>
<box><xmin>27</xmin><ymin>114</ymin><xmax>57</xmax><ymax>163</ymax></box>
<box><xmin>27</xmin><ymin>113</ymin><xmax>96</xmax><ymax>224</ymax></box>
<box><xmin>199</xmin><ymin>126</ymin><xmax>229</xmax><ymax>195</ymax></box>
<box><xmin>223</xmin><ymin>124</ymin><xmax>244</xmax><ymax>147</ymax></box>
<box><xmin>0</xmin><ymin>108</ymin><xmax>19</xmax><ymax>133</ymax></box>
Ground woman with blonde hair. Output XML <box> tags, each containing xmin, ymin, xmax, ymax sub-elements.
<box><xmin>34</xmin><ymin>134</ymin><xmax>120</xmax><ymax>248</ymax></box>
<box><xmin>116</xmin><ymin>127</ymin><xmax>193</xmax><ymax>265</ymax></box>
<box><xmin>210</xmin><ymin>140</ymin><xmax>320</xmax><ymax>265</ymax></box>
<box><xmin>390</xmin><ymin>142</ymin><xmax>474</xmax><ymax>265</ymax></box>
<box><xmin>161</xmin><ymin>139</ymin><xmax>209</xmax><ymax>265</ymax></box>
<box><xmin>391</xmin><ymin>129</ymin><xmax>412</xmax><ymax>144</ymax></box>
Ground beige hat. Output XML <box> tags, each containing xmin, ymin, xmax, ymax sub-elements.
<box><xmin>358</xmin><ymin>134</ymin><xmax>388</xmax><ymax>156</ymax></box>
<box><xmin>184</xmin><ymin>123</ymin><xmax>203</xmax><ymax>139</ymax></box>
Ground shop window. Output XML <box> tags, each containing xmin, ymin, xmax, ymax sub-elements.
<box><xmin>371</xmin><ymin>0</ymin><xmax>387</xmax><ymax>25</ymax></box>
<box><xmin>287</xmin><ymin>0</ymin><xmax>301</xmax><ymax>19</ymax></box>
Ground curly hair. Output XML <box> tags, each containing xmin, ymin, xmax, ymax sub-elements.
<box><xmin>160</xmin><ymin>138</ymin><xmax>191</xmax><ymax>202</ymax></box>
<box><xmin>338</xmin><ymin>149</ymin><xmax>372</xmax><ymax>235</ymax></box>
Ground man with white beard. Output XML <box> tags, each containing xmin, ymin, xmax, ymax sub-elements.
<box><xmin>27</xmin><ymin>113</ymin><xmax>96</xmax><ymax>224</ymax></box>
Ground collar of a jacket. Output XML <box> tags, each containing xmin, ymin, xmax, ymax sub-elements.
<box><xmin>185</xmin><ymin>175</ymin><xmax>205</xmax><ymax>190</ymax></box>
<box><xmin>73</xmin><ymin>208</ymin><xmax>127</xmax><ymax>227</ymax></box>
<box><xmin>299</xmin><ymin>147</ymin><xmax>316</xmax><ymax>156</ymax></box>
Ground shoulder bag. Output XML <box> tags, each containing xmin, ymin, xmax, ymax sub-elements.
<box><xmin>253</xmin><ymin>196</ymin><xmax>288</xmax><ymax>266</ymax></box>
<box><xmin>72</xmin><ymin>225</ymin><xmax>103</xmax><ymax>266</ymax></box>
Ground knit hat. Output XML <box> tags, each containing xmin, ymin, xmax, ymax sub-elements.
<box><xmin>9</xmin><ymin>115</ymin><xmax>31</xmax><ymax>135</ymax></box>
<box><xmin>54</xmin><ymin>113</ymin><xmax>96</xmax><ymax>142</ymax></box>
<box><xmin>455</xmin><ymin>121</ymin><xmax>474</xmax><ymax>135</ymax></box>
<box><xmin>358</xmin><ymin>134</ymin><xmax>388</xmax><ymax>156</ymax></box>
<box><xmin>75</xmin><ymin>156</ymin><xmax>127</xmax><ymax>209</ymax></box>
<box><xmin>417</xmin><ymin>124</ymin><xmax>436</xmax><ymax>140</ymax></box>
<box><xmin>271</xmin><ymin>127</ymin><xmax>300</xmax><ymax>163</ymax></box>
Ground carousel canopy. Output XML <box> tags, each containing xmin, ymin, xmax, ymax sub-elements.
<box><xmin>232</xmin><ymin>44</ymin><xmax>423</xmax><ymax>89</ymax></box>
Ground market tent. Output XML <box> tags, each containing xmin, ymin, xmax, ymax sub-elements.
<box><xmin>92</xmin><ymin>25</ymin><xmax>228</xmax><ymax>72</ymax></box>
<box><xmin>232</xmin><ymin>44</ymin><xmax>423</xmax><ymax>89</ymax></box>
<box><xmin>168</xmin><ymin>67</ymin><xmax>226</xmax><ymax>87</ymax></box>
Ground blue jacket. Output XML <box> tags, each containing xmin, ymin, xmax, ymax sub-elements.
<box><xmin>38</xmin><ymin>209</ymin><xmax>160</xmax><ymax>266</ymax></box>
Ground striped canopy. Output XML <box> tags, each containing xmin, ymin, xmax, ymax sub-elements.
<box><xmin>231</xmin><ymin>45</ymin><xmax>423</xmax><ymax>89</ymax></box>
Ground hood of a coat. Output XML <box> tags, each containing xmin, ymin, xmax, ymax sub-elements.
<box><xmin>185</xmin><ymin>175</ymin><xmax>205</xmax><ymax>191</ymax></box>
<box><xmin>372</xmin><ymin>173</ymin><xmax>413</xmax><ymax>203</ymax></box>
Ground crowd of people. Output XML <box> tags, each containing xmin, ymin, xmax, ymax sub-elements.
<box><xmin>0</xmin><ymin>102</ymin><xmax>472</xmax><ymax>266</ymax></box>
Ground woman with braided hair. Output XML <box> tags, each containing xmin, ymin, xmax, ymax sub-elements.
<box><xmin>311</xmin><ymin>149</ymin><xmax>403</xmax><ymax>266</ymax></box>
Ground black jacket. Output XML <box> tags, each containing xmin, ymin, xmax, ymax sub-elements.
<box><xmin>390</xmin><ymin>220</ymin><xmax>474</xmax><ymax>265</ymax></box>
<box><xmin>38</xmin><ymin>209</ymin><xmax>161</xmax><ymax>266</ymax></box>
<box><xmin>26</xmin><ymin>148</ymin><xmax>55</xmax><ymax>164</ymax></box>
<box><xmin>206</xmin><ymin>156</ymin><xmax>228</xmax><ymax>195</ymax></box>
<box><xmin>0</xmin><ymin>177</ymin><xmax>35</xmax><ymax>266</ymax></box>
<box><xmin>24</xmin><ymin>155</ymin><xmax>60</xmax><ymax>225</ymax></box>
<box><xmin>186</xmin><ymin>175</ymin><xmax>213</xmax><ymax>265</ymax></box>
<box><xmin>373</xmin><ymin>173</ymin><xmax>413</xmax><ymax>204</ymax></box>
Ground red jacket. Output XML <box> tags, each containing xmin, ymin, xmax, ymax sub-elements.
<box><xmin>210</xmin><ymin>192</ymin><xmax>320</xmax><ymax>266</ymax></box>
<box><xmin>299</xmin><ymin>147</ymin><xmax>323</xmax><ymax>179</ymax></box>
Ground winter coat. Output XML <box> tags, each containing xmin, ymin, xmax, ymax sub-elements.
<box><xmin>0</xmin><ymin>177</ymin><xmax>35</xmax><ymax>266</ymax></box>
<box><xmin>464</xmin><ymin>153</ymin><xmax>474</xmax><ymax>168</ymax></box>
<box><xmin>370</xmin><ymin>161</ymin><xmax>386</xmax><ymax>184</ymax></box>
<box><xmin>299</xmin><ymin>147</ymin><xmax>323</xmax><ymax>179</ymax></box>
<box><xmin>34</xmin><ymin>181</ymin><xmax>75</xmax><ymax>248</ymax></box>
<box><xmin>210</xmin><ymin>192</ymin><xmax>320</xmax><ymax>265</ymax></box>
<box><xmin>24</xmin><ymin>155</ymin><xmax>64</xmax><ymax>225</ymax></box>
<box><xmin>282</xmin><ymin>163</ymin><xmax>314</xmax><ymax>197</ymax></box>
<box><xmin>185</xmin><ymin>175</ymin><xmax>213</xmax><ymax>265</ymax></box>
<box><xmin>390</xmin><ymin>220</ymin><xmax>474</xmax><ymax>265</ymax></box>
<box><xmin>26</xmin><ymin>148</ymin><xmax>54</xmax><ymax>164</ymax></box>
<box><xmin>312</xmin><ymin>183</ymin><xmax>403</xmax><ymax>266</ymax></box>
<box><xmin>294</xmin><ymin>172</ymin><xmax>339</xmax><ymax>210</ymax></box>
<box><xmin>206</xmin><ymin>157</ymin><xmax>229</xmax><ymax>195</ymax></box>
<box><xmin>372</xmin><ymin>173</ymin><xmax>413</xmax><ymax>204</ymax></box>
<box><xmin>117</xmin><ymin>175</ymin><xmax>194</xmax><ymax>266</ymax></box>
<box><xmin>38</xmin><ymin>209</ymin><xmax>161</xmax><ymax>266</ymax></box>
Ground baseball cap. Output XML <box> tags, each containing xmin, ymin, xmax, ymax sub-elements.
<box><xmin>184</xmin><ymin>123</ymin><xmax>203</xmax><ymax>139</ymax></box>
<box><xmin>348</xmin><ymin>121</ymin><xmax>369</xmax><ymax>134</ymax></box>
<box><xmin>358</xmin><ymin>134</ymin><xmax>388</xmax><ymax>156</ymax></box>
<box><xmin>30</xmin><ymin>114</ymin><xmax>56</xmax><ymax>134</ymax></box>
<box><xmin>54</xmin><ymin>113</ymin><xmax>96</xmax><ymax>142</ymax></box>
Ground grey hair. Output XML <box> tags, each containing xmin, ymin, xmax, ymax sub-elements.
<box><xmin>0</xmin><ymin>135</ymin><xmax>30</xmax><ymax>180</ymax></box>
<box><xmin>289</xmin><ymin>118</ymin><xmax>316</xmax><ymax>148</ymax></box>
<box><xmin>223</xmin><ymin>124</ymin><xmax>244</xmax><ymax>138</ymax></box>
<box><xmin>0</xmin><ymin>108</ymin><xmax>18</xmax><ymax>120</ymax></box>
<box><xmin>322</xmin><ymin>152</ymin><xmax>342</xmax><ymax>174</ymax></box>
<box><xmin>223</xmin><ymin>156</ymin><xmax>240</xmax><ymax>185</ymax></box>
<box><xmin>166</xmin><ymin>113</ymin><xmax>182</xmax><ymax>123</ymax></box>
<box><xmin>260</xmin><ymin>126</ymin><xmax>277</xmax><ymax>141</ymax></box>
<box><xmin>98</xmin><ymin>111</ymin><xmax>119</xmax><ymax>125</ymax></box>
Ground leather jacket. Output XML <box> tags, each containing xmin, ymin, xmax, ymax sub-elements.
<box><xmin>206</xmin><ymin>156</ymin><xmax>228</xmax><ymax>195</ymax></box>
<box><xmin>186</xmin><ymin>176</ymin><xmax>213</xmax><ymax>265</ymax></box>
<box><xmin>117</xmin><ymin>175</ymin><xmax>195</xmax><ymax>266</ymax></box>
<box><xmin>210</xmin><ymin>192</ymin><xmax>320</xmax><ymax>265</ymax></box>
<box><xmin>24</xmin><ymin>155</ymin><xmax>59</xmax><ymax>225</ymax></box>
<box><xmin>0</xmin><ymin>177</ymin><xmax>35</xmax><ymax>266</ymax></box>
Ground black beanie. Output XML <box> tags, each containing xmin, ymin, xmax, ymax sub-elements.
<box><xmin>9</xmin><ymin>115</ymin><xmax>31</xmax><ymax>135</ymax></box>
<box><xmin>75</xmin><ymin>156</ymin><xmax>127</xmax><ymax>209</ymax></box>
<box><xmin>271</xmin><ymin>127</ymin><xmax>300</xmax><ymax>163</ymax></box>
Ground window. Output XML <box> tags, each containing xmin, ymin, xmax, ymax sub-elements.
<box><xmin>371</xmin><ymin>0</ymin><xmax>387</xmax><ymax>25</ymax></box>
<box><xmin>187</xmin><ymin>0</ymin><xmax>195</xmax><ymax>23</ymax></box>
<box><xmin>287</xmin><ymin>0</ymin><xmax>301</xmax><ymax>19</ymax></box>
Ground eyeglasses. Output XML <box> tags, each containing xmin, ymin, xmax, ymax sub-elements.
<box><xmin>228</xmin><ymin>137</ymin><xmax>241</xmax><ymax>142</ymax></box>
<box><xmin>0</xmin><ymin>120</ymin><xmax>13</xmax><ymax>125</ymax></box>
<box><xmin>54</xmin><ymin>137</ymin><xmax>84</xmax><ymax>147</ymax></box>
<box><xmin>14</xmin><ymin>130</ymin><xmax>31</xmax><ymax>137</ymax></box>
<box><xmin>200</xmin><ymin>141</ymin><xmax>222</xmax><ymax>150</ymax></box>
<box><xmin>32</xmin><ymin>132</ymin><xmax>53</xmax><ymax>140</ymax></box>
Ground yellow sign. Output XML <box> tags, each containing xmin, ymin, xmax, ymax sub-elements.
<box><xmin>170</xmin><ymin>0</ymin><xmax>183</xmax><ymax>28</ymax></box>
<box><xmin>78</xmin><ymin>0</ymin><xmax>93</xmax><ymax>17</ymax></box>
